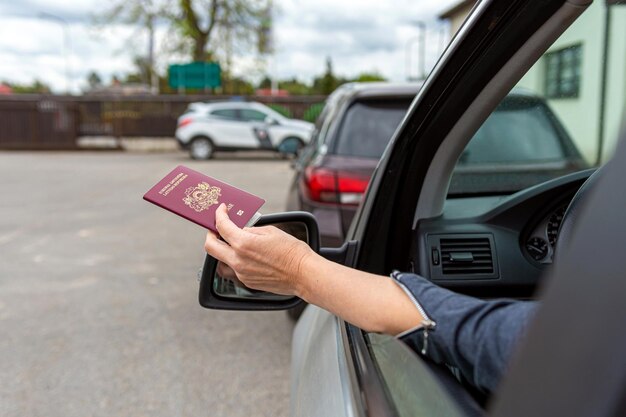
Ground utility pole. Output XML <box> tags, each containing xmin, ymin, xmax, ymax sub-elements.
<box><xmin>39</xmin><ymin>12</ymin><xmax>71</xmax><ymax>94</ymax></box>
<box><xmin>405</xmin><ymin>21</ymin><xmax>427</xmax><ymax>81</ymax></box>
<box><xmin>147</xmin><ymin>14</ymin><xmax>158</xmax><ymax>94</ymax></box>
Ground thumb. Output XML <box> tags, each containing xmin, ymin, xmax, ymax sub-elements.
<box><xmin>215</xmin><ymin>203</ymin><xmax>246</xmax><ymax>244</ymax></box>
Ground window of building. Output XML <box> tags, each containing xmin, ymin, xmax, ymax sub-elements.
<box><xmin>544</xmin><ymin>44</ymin><xmax>582</xmax><ymax>99</ymax></box>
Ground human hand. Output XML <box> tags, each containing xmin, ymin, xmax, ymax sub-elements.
<box><xmin>216</xmin><ymin>261</ymin><xmax>243</xmax><ymax>285</ymax></box>
<box><xmin>204</xmin><ymin>204</ymin><xmax>314</xmax><ymax>296</ymax></box>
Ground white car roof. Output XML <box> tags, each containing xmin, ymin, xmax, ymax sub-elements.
<box><xmin>188</xmin><ymin>101</ymin><xmax>273</xmax><ymax>112</ymax></box>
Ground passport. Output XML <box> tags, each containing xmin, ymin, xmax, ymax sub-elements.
<box><xmin>143</xmin><ymin>165</ymin><xmax>265</xmax><ymax>232</ymax></box>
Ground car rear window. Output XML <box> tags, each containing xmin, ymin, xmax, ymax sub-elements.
<box><xmin>332</xmin><ymin>99</ymin><xmax>412</xmax><ymax>159</ymax></box>
<box><xmin>457</xmin><ymin>95</ymin><xmax>566</xmax><ymax>165</ymax></box>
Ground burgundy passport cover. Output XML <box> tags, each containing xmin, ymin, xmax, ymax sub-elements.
<box><xmin>143</xmin><ymin>165</ymin><xmax>265</xmax><ymax>232</ymax></box>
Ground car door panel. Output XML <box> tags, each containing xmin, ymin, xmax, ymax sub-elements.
<box><xmin>209</xmin><ymin>118</ymin><xmax>258</xmax><ymax>148</ymax></box>
<box><xmin>290</xmin><ymin>306</ymin><xmax>357</xmax><ymax>417</ymax></box>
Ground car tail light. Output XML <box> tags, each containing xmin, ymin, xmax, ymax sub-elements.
<box><xmin>178</xmin><ymin>117</ymin><xmax>193</xmax><ymax>128</ymax></box>
<box><xmin>303</xmin><ymin>167</ymin><xmax>369</xmax><ymax>205</ymax></box>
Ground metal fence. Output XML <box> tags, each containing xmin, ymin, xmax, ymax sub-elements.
<box><xmin>0</xmin><ymin>94</ymin><xmax>326</xmax><ymax>149</ymax></box>
<box><xmin>0</xmin><ymin>99</ymin><xmax>78</xmax><ymax>150</ymax></box>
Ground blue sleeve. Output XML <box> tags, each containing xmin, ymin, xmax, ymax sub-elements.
<box><xmin>392</xmin><ymin>272</ymin><xmax>537</xmax><ymax>393</ymax></box>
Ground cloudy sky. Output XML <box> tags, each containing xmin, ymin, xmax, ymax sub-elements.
<box><xmin>0</xmin><ymin>0</ymin><xmax>458</xmax><ymax>93</ymax></box>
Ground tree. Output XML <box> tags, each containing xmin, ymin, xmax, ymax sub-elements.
<box><xmin>257</xmin><ymin>76</ymin><xmax>271</xmax><ymax>90</ymax></box>
<box><xmin>312</xmin><ymin>57</ymin><xmax>348</xmax><ymax>95</ymax></box>
<box><xmin>87</xmin><ymin>71</ymin><xmax>103</xmax><ymax>89</ymax></box>
<box><xmin>100</xmin><ymin>0</ymin><xmax>272</xmax><ymax>63</ymax></box>
<box><xmin>8</xmin><ymin>80</ymin><xmax>51</xmax><ymax>94</ymax></box>
<box><xmin>278</xmin><ymin>77</ymin><xmax>310</xmax><ymax>95</ymax></box>
<box><xmin>226</xmin><ymin>77</ymin><xmax>255</xmax><ymax>95</ymax></box>
<box><xmin>177</xmin><ymin>0</ymin><xmax>272</xmax><ymax>63</ymax></box>
<box><xmin>99</xmin><ymin>0</ymin><xmax>272</xmax><ymax>94</ymax></box>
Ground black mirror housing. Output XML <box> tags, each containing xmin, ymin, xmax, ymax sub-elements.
<box><xmin>198</xmin><ymin>211</ymin><xmax>320</xmax><ymax>311</ymax></box>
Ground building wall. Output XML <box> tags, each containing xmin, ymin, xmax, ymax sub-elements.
<box><xmin>603</xmin><ymin>6</ymin><xmax>626</xmax><ymax>161</ymax></box>
<box><xmin>448</xmin><ymin>3</ymin><xmax>476</xmax><ymax>36</ymax></box>
<box><xmin>517</xmin><ymin>2</ymin><xmax>626</xmax><ymax>163</ymax></box>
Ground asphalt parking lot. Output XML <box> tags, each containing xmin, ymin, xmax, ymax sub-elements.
<box><xmin>0</xmin><ymin>150</ymin><xmax>295</xmax><ymax>417</ymax></box>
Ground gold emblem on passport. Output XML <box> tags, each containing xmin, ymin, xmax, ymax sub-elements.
<box><xmin>183</xmin><ymin>182</ymin><xmax>221</xmax><ymax>212</ymax></box>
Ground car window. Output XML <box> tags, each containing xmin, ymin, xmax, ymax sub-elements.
<box><xmin>332</xmin><ymin>98</ymin><xmax>412</xmax><ymax>159</ymax></box>
<box><xmin>457</xmin><ymin>95</ymin><xmax>566</xmax><ymax>165</ymax></box>
<box><xmin>448</xmin><ymin>1</ymin><xmax>622</xmax><ymax>196</ymax></box>
<box><xmin>368</xmin><ymin>333</ymin><xmax>466</xmax><ymax>417</ymax></box>
<box><xmin>210</xmin><ymin>109</ymin><xmax>239</xmax><ymax>119</ymax></box>
<box><xmin>240</xmin><ymin>109</ymin><xmax>268</xmax><ymax>122</ymax></box>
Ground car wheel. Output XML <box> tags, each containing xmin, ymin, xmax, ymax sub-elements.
<box><xmin>286</xmin><ymin>302</ymin><xmax>307</xmax><ymax>321</ymax></box>
<box><xmin>189</xmin><ymin>137</ymin><xmax>214</xmax><ymax>160</ymax></box>
<box><xmin>278</xmin><ymin>137</ymin><xmax>304</xmax><ymax>157</ymax></box>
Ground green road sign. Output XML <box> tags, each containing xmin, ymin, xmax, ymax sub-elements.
<box><xmin>168</xmin><ymin>62</ymin><xmax>221</xmax><ymax>90</ymax></box>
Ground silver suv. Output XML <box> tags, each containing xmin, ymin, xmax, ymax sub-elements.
<box><xmin>175</xmin><ymin>101</ymin><xmax>314</xmax><ymax>159</ymax></box>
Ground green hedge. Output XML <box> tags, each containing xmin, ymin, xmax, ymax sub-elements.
<box><xmin>303</xmin><ymin>103</ymin><xmax>325</xmax><ymax>123</ymax></box>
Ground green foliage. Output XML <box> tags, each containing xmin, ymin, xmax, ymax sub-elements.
<box><xmin>278</xmin><ymin>78</ymin><xmax>310</xmax><ymax>95</ymax></box>
<box><xmin>303</xmin><ymin>103</ymin><xmax>325</xmax><ymax>123</ymax></box>
<box><xmin>257</xmin><ymin>76</ymin><xmax>271</xmax><ymax>90</ymax></box>
<box><xmin>354</xmin><ymin>72</ymin><xmax>387</xmax><ymax>82</ymax></box>
<box><xmin>267</xmin><ymin>104</ymin><xmax>292</xmax><ymax>118</ymax></box>
<box><xmin>5</xmin><ymin>80</ymin><xmax>51</xmax><ymax>94</ymax></box>
<box><xmin>311</xmin><ymin>57</ymin><xmax>348</xmax><ymax>95</ymax></box>
<box><xmin>87</xmin><ymin>71</ymin><xmax>103</xmax><ymax>88</ymax></box>
<box><xmin>225</xmin><ymin>77</ymin><xmax>255</xmax><ymax>95</ymax></box>
<box><xmin>124</xmin><ymin>73</ymin><xmax>144</xmax><ymax>83</ymax></box>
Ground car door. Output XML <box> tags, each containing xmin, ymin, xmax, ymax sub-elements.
<box><xmin>239</xmin><ymin>108</ymin><xmax>274</xmax><ymax>149</ymax></box>
<box><xmin>208</xmin><ymin>107</ymin><xmax>258</xmax><ymax>149</ymax></box>
<box><xmin>291</xmin><ymin>0</ymin><xmax>598</xmax><ymax>416</ymax></box>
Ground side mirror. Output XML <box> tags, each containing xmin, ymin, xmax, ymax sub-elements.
<box><xmin>198</xmin><ymin>211</ymin><xmax>320</xmax><ymax>310</ymax></box>
<box><xmin>264</xmin><ymin>116</ymin><xmax>279</xmax><ymax>125</ymax></box>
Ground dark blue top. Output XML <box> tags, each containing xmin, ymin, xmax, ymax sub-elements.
<box><xmin>392</xmin><ymin>272</ymin><xmax>537</xmax><ymax>393</ymax></box>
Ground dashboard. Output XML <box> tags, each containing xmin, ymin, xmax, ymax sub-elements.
<box><xmin>524</xmin><ymin>204</ymin><xmax>567</xmax><ymax>263</ymax></box>
<box><xmin>414</xmin><ymin>169</ymin><xmax>594</xmax><ymax>298</ymax></box>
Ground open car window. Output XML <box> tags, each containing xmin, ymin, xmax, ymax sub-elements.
<box><xmin>368</xmin><ymin>333</ymin><xmax>473</xmax><ymax>417</ymax></box>
<box><xmin>448</xmin><ymin>1</ymin><xmax>624</xmax><ymax>197</ymax></box>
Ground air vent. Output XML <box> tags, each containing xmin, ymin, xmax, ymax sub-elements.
<box><xmin>440</xmin><ymin>237</ymin><xmax>494</xmax><ymax>275</ymax></box>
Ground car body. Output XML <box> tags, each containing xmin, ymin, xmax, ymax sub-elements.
<box><xmin>175</xmin><ymin>101</ymin><xmax>314</xmax><ymax>159</ymax></box>
<box><xmin>285</xmin><ymin>83</ymin><xmax>422</xmax><ymax>246</ymax></box>
<box><xmin>287</xmin><ymin>83</ymin><xmax>587</xmax><ymax>247</ymax></box>
<box><xmin>198</xmin><ymin>0</ymin><xmax>626</xmax><ymax>416</ymax></box>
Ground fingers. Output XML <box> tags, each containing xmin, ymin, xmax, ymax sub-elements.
<box><xmin>204</xmin><ymin>229</ymin><xmax>236</xmax><ymax>265</ymax></box>
<box><xmin>215</xmin><ymin>204</ymin><xmax>246</xmax><ymax>245</ymax></box>
<box><xmin>216</xmin><ymin>262</ymin><xmax>240</xmax><ymax>282</ymax></box>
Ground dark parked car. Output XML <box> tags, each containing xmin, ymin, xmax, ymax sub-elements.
<box><xmin>286</xmin><ymin>83</ymin><xmax>421</xmax><ymax>246</ymax></box>
<box><xmin>197</xmin><ymin>0</ymin><xmax>625</xmax><ymax>416</ymax></box>
<box><xmin>287</xmin><ymin>84</ymin><xmax>587</xmax><ymax>246</ymax></box>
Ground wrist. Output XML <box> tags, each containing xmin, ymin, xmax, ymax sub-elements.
<box><xmin>293</xmin><ymin>248</ymin><xmax>320</xmax><ymax>302</ymax></box>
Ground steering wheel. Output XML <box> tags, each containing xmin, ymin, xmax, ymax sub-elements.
<box><xmin>555</xmin><ymin>167</ymin><xmax>603</xmax><ymax>259</ymax></box>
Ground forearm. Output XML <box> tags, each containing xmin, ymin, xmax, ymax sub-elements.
<box><xmin>295</xmin><ymin>252</ymin><xmax>425</xmax><ymax>335</ymax></box>
<box><xmin>393</xmin><ymin>272</ymin><xmax>538</xmax><ymax>393</ymax></box>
